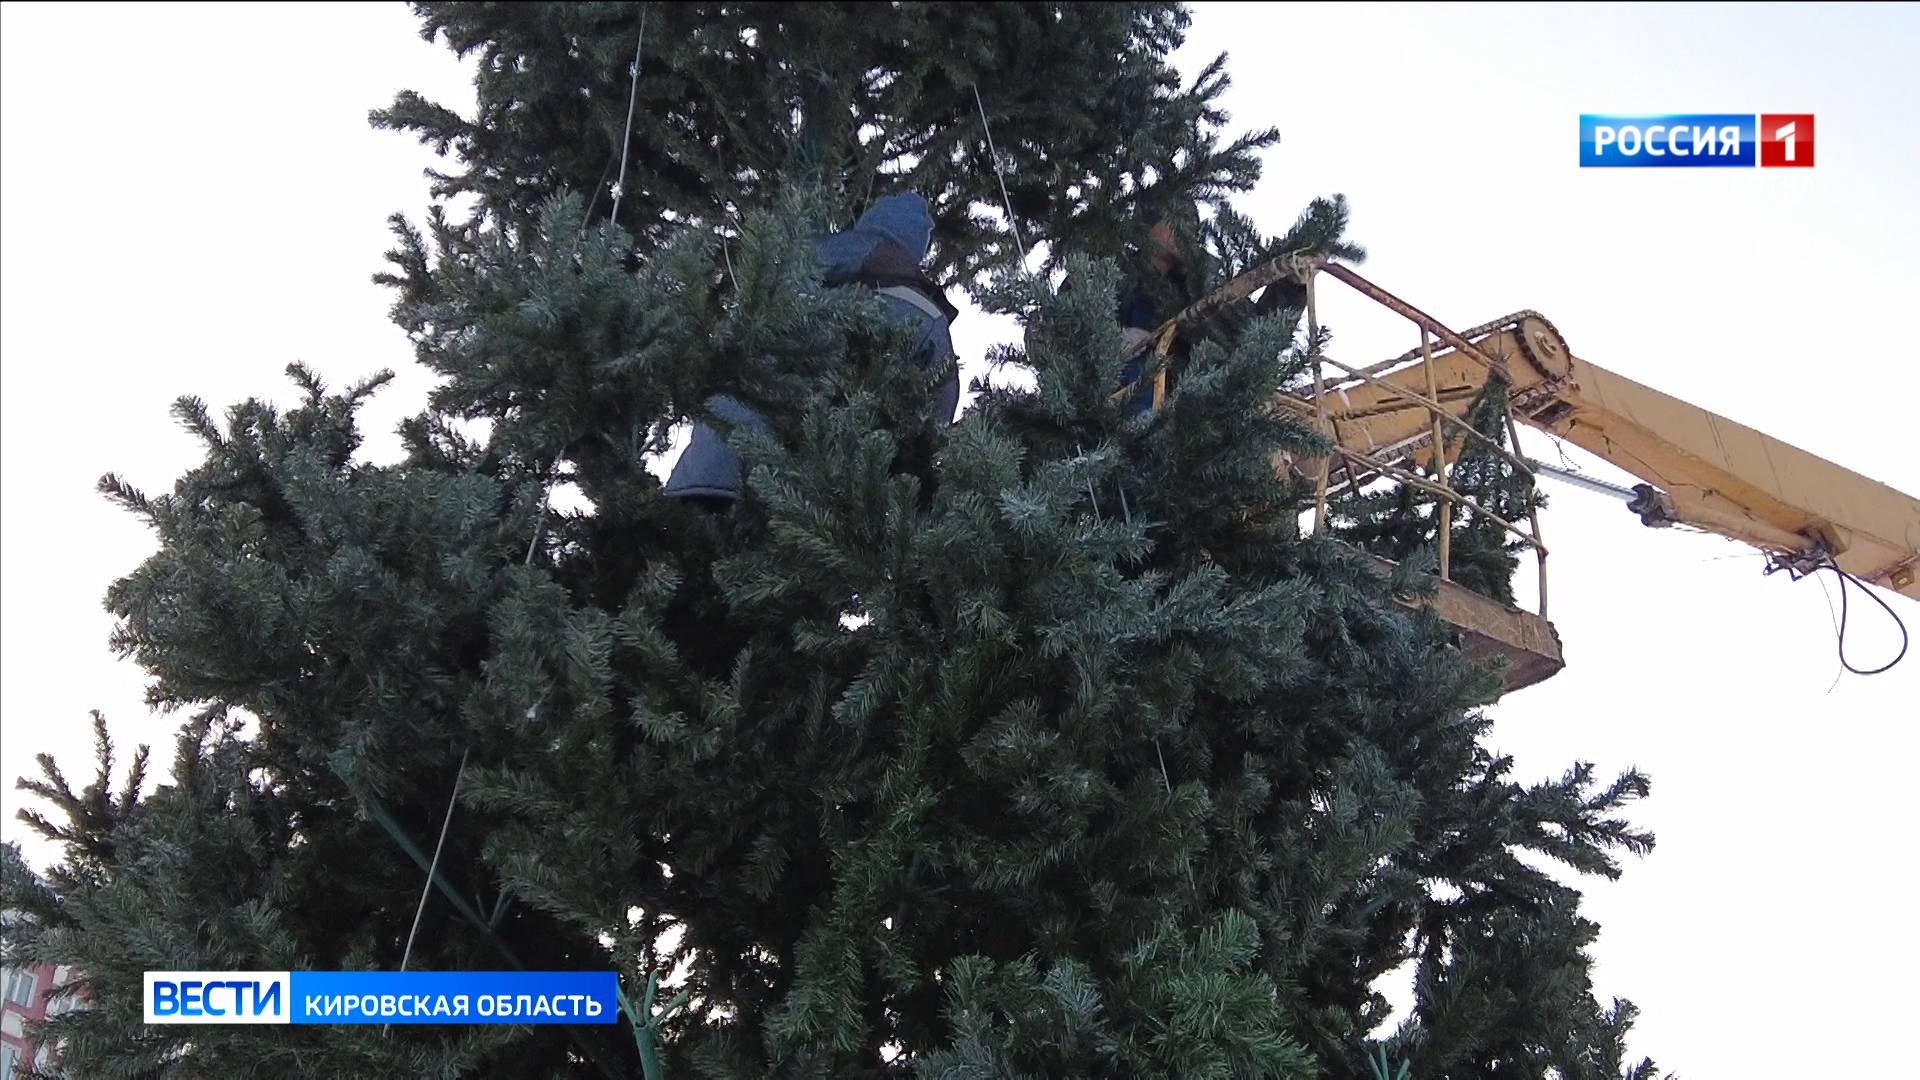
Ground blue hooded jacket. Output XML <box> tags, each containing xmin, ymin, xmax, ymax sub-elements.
<box><xmin>664</xmin><ymin>193</ymin><xmax>960</xmax><ymax>504</ymax></box>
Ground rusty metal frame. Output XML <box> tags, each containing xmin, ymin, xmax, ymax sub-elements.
<box><xmin>1102</xmin><ymin>250</ymin><xmax>1554</xmax><ymax>618</ymax></box>
<box><xmin>1299</xmin><ymin>259</ymin><xmax>1550</xmax><ymax>617</ymax></box>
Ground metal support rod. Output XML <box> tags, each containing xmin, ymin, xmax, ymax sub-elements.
<box><xmin>1373</xmin><ymin>308</ymin><xmax>1540</xmax><ymax>372</ymax></box>
<box><xmin>1152</xmin><ymin>327</ymin><xmax>1173</xmax><ymax>410</ymax></box>
<box><xmin>1315</xmin><ymin>262</ymin><xmax>1513</xmax><ymax>379</ymax></box>
<box><xmin>1311</xmin><ymin>352</ymin><xmax>1536</xmax><ymax>479</ymax></box>
<box><xmin>1507</xmin><ymin>406</ymin><xmax>1551</xmax><ymax>618</ymax></box>
<box><xmin>1526</xmin><ymin>457</ymin><xmax>1638</xmax><ymax>502</ymax></box>
<box><xmin>1297</xmin><ymin>390</ymin><xmax>1476</xmax><ymax>424</ymax></box>
<box><xmin>1535</xmin><ymin>522</ymin><xmax>1549</xmax><ymax>616</ymax></box>
<box><xmin>1325</xmin><ymin>464</ymin><xmax>1387</xmax><ymax>498</ymax></box>
<box><xmin>1335</xmin><ymin>446</ymin><xmax>1544</xmax><ymax>554</ymax></box>
<box><xmin>1347</xmin><ymin>344</ymin><xmax>1455</xmax><ymax>383</ymax></box>
<box><xmin>1116</xmin><ymin>251</ymin><xmax>1323</xmax><ymax>379</ymax></box>
<box><xmin>1349</xmin><ymin>427</ymin><xmax>1439</xmax><ymax>465</ymax></box>
<box><xmin>1153</xmin><ymin>252</ymin><xmax>1320</xmax><ymax>345</ymax></box>
<box><xmin>1306</xmin><ymin>270</ymin><xmax>1332</xmax><ymax>532</ymax></box>
<box><xmin>1338</xmin><ymin>448</ymin><xmax>1366</xmax><ymax>507</ymax></box>
<box><xmin>1421</xmin><ymin>327</ymin><xmax>1452</xmax><ymax>580</ymax></box>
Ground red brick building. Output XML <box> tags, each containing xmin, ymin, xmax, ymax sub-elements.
<box><xmin>0</xmin><ymin>961</ymin><xmax>73</xmax><ymax>1079</ymax></box>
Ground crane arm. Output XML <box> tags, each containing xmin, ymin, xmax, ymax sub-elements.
<box><xmin>1117</xmin><ymin>254</ymin><xmax>1916</xmax><ymax>688</ymax></box>
<box><xmin>1273</xmin><ymin>265</ymin><xmax>1920</xmax><ymax>601</ymax></box>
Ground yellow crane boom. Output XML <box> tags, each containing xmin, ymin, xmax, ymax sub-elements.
<box><xmin>1135</xmin><ymin>255</ymin><xmax>1920</xmax><ymax>690</ymax></box>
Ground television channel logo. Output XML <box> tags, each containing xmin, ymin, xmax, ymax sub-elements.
<box><xmin>144</xmin><ymin>972</ymin><xmax>289</xmax><ymax>1025</ymax></box>
<box><xmin>145</xmin><ymin>970</ymin><xmax>620</xmax><ymax>1025</ymax></box>
<box><xmin>1579</xmin><ymin>114</ymin><xmax>1813</xmax><ymax>168</ymax></box>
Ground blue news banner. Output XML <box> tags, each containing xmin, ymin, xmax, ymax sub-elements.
<box><xmin>145</xmin><ymin>970</ymin><xmax>619</xmax><ymax>1025</ymax></box>
<box><xmin>1579</xmin><ymin>114</ymin><xmax>1756</xmax><ymax>167</ymax></box>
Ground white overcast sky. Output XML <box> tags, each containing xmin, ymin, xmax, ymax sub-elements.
<box><xmin>3</xmin><ymin>2</ymin><xmax>1916</xmax><ymax>1074</ymax></box>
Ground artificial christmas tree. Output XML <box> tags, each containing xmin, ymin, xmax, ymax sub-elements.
<box><xmin>3</xmin><ymin>4</ymin><xmax>1662</xmax><ymax>1077</ymax></box>
<box><xmin>1331</xmin><ymin>376</ymin><xmax>1545</xmax><ymax>606</ymax></box>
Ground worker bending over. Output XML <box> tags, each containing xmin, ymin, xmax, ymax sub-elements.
<box><xmin>665</xmin><ymin>192</ymin><xmax>961</xmax><ymax>509</ymax></box>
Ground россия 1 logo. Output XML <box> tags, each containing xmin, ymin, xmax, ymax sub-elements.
<box><xmin>1579</xmin><ymin>114</ymin><xmax>1813</xmax><ymax>168</ymax></box>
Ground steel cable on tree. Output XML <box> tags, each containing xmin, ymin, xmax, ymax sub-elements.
<box><xmin>384</xmin><ymin>8</ymin><xmax>672</xmax><ymax>1073</ymax></box>
<box><xmin>399</xmin><ymin>0</ymin><xmax>651</xmax><ymax>976</ymax></box>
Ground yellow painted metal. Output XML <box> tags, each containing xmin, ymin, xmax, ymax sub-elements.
<box><xmin>1151</xmin><ymin>326</ymin><xmax>1173</xmax><ymax>411</ymax></box>
<box><xmin>1419</xmin><ymin>328</ymin><xmax>1452</xmax><ymax>580</ymax></box>
<box><xmin>1366</xmin><ymin>555</ymin><xmax>1565</xmax><ymax>693</ymax></box>
<box><xmin>1299</xmin><ymin>322</ymin><xmax>1920</xmax><ymax>601</ymax></box>
<box><xmin>1103</xmin><ymin>252</ymin><xmax>1917</xmax><ymax>693</ymax></box>
<box><xmin>1505</xmin><ymin>401</ymin><xmax>1550</xmax><ymax>618</ymax></box>
<box><xmin>1306</xmin><ymin>272</ymin><xmax>1332</xmax><ymax>532</ymax></box>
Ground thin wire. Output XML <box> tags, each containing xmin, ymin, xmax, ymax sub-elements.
<box><xmin>1549</xmin><ymin>431</ymin><xmax>1579</xmax><ymax>473</ymax></box>
<box><xmin>970</xmin><ymin>83</ymin><xmax>1027</xmax><ymax>267</ymax></box>
<box><xmin>1814</xmin><ymin>569</ymin><xmax>1844</xmax><ymax>694</ymax></box>
<box><xmin>525</xmin><ymin>470</ymin><xmax>555</xmax><ymax>564</ymax></box>
<box><xmin>609</xmin><ymin>4</ymin><xmax>650</xmax><ymax>225</ymax></box>
<box><xmin>580</xmin><ymin>153</ymin><xmax>618</xmax><ymax>230</ymax></box>
<box><xmin>398</xmin><ymin>461</ymin><xmax>557</xmax><ymax>977</ymax></box>
<box><xmin>400</xmin><ymin>747</ymin><xmax>470</xmax><ymax>972</ymax></box>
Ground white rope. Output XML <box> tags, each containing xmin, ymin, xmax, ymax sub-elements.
<box><xmin>970</xmin><ymin>83</ymin><xmax>1027</xmax><ymax>267</ymax></box>
<box><xmin>610</xmin><ymin>4</ymin><xmax>650</xmax><ymax>223</ymax></box>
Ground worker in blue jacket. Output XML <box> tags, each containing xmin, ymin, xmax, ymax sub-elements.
<box><xmin>665</xmin><ymin>192</ymin><xmax>960</xmax><ymax>509</ymax></box>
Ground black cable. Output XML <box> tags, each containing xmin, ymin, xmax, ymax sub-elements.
<box><xmin>1827</xmin><ymin>558</ymin><xmax>1908</xmax><ymax>676</ymax></box>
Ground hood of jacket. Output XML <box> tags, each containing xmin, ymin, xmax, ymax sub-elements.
<box><xmin>850</xmin><ymin>192</ymin><xmax>932</xmax><ymax>260</ymax></box>
<box><xmin>815</xmin><ymin>193</ymin><xmax>932</xmax><ymax>277</ymax></box>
